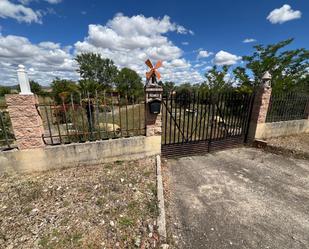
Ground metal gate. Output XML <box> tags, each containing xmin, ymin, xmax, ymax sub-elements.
<box><xmin>161</xmin><ymin>92</ymin><xmax>254</xmax><ymax>157</ymax></box>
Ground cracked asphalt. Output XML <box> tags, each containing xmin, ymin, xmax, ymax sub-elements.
<box><xmin>166</xmin><ymin>147</ymin><xmax>309</xmax><ymax>249</ymax></box>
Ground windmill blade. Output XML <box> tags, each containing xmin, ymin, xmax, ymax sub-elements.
<box><xmin>146</xmin><ymin>70</ymin><xmax>153</xmax><ymax>80</ymax></box>
<box><xmin>145</xmin><ymin>59</ymin><xmax>153</xmax><ymax>69</ymax></box>
<box><xmin>155</xmin><ymin>70</ymin><xmax>161</xmax><ymax>79</ymax></box>
<box><xmin>154</xmin><ymin>60</ymin><xmax>162</xmax><ymax>69</ymax></box>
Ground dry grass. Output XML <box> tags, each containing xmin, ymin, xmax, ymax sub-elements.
<box><xmin>0</xmin><ymin>158</ymin><xmax>159</xmax><ymax>248</ymax></box>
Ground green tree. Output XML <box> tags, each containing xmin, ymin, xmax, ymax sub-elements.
<box><xmin>234</xmin><ymin>39</ymin><xmax>309</xmax><ymax>94</ymax></box>
<box><xmin>115</xmin><ymin>68</ymin><xmax>144</xmax><ymax>101</ymax></box>
<box><xmin>78</xmin><ymin>79</ymin><xmax>102</xmax><ymax>97</ymax></box>
<box><xmin>75</xmin><ymin>53</ymin><xmax>119</xmax><ymax>90</ymax></box>
<box><xmin>50</xmin><ymin>78</ymin><xmax>79</xmax><ymax>104</ymax></box>
<box><xmin>29</xmin><ymin>80</ymin><xmax>43</xmax><ymax>95</ymax></box>
<box><xmin>0</xmin><ymin>86</ymin><xmax>10</xmax><ymax>97</ymax></box>
<box><xmin>161</xmin><ymin>81</ymin><xmax>175</xmax><ymax>97</ymax></box>
<box><xmin>205</xmin><ymin>66</ymin><xmax>232</xmax><ymax>93</ymax></box>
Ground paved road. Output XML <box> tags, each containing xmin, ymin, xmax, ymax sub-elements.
<box><xmin>166</xmin><ymin>147</ymin><xmax>309</xmax><ymax>249</ymax></box>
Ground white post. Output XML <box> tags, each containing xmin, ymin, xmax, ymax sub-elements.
<box><xmin>17</xmin><ymin>64</ymin><xmax>33</xmax><ymax>95</ymax></box>
<box><xmin>262</xmin><ymin>71</ymin><xmax>272</xmax><ymax>88</ymax></box>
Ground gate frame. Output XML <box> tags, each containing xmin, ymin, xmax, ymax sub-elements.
<box><xmin>161</xmin><ymin>91</ymin><xmax>255</xmax><ymax>157</ymax></box>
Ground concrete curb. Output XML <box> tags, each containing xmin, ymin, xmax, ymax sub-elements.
<box><xmin>156</xmin><ymin>154</ymin><xmax>167</xmax><ymax>244</ymax></box>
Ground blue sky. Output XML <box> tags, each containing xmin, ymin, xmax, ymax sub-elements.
<box><xmin>0</xmin><ymin>0</ymin><xmax>308</xmax><ymax>85</ymax></box>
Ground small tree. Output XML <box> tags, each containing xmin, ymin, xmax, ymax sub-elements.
<box><xmin>50</xmin><ymin>78</ymin><xmax>79</xmax><ymax>104</ymax></box>
<box><xmin>0</xmin><ymin>86</ymin><xmax>10</xmax><ymax>97</ymax></box>
<box><xmin>75</xmin><ymin>53</ymin><xmax>119</xmax><ymax>90</ymax></box>
<box><xmin>115</xmin><ymin>68</ymin><xmax>144</xmax><ymax>102</ymax></box>
<box><xmin>78</xmin><ymin>79</ymin><xmax>102</xmax><ymax>97</ymax></box>
<box><xmin>161</xmin><ymin>81</ymin><xmax>175</xmax><ymax>97</ymax></box>
<box><xmin>205</xmin><ymin>66</ymin><xmax>232</xmax><ymax>93</ymax></box>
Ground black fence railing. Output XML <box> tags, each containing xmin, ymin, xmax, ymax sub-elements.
<box><xmin>266</xmin><ymin>92</ymin><xmax>309</xmax><ymax>123</ymax></box>
<box><xmin>0</xmin><ymin>105</ymin><xmax>16</xmax><ymax>151</ymax></box>
<box><xmin>39</xmin><ymin>92</ymin><xmax>145</xmax><ymax>145</ymax></box>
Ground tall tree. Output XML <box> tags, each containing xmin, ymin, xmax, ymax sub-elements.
<box><xmin>115</xmin><ymin>68</ymin><xmax>144</xmax><ymax>101</ymax></box>
<box><xmin>234</xmin><ymin>39</ymin><xmax>309</xmax><ymax>94</ymax></box>
<box><xmin>205</xmin><ymin>66</ymin><xmax>232</xmax><ymax>93</ymax></box>
<box><xmin>75</xmin><ymin>53</ymin><xmax>119</xmax><ymax>90</ymax></box>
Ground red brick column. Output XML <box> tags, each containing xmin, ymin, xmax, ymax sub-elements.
<box><xmin>5</xmin><ymin>94</ymin><xmax>45</xmax><ymax>150</ymax></box>
<box><xmin>247</xmin><ymin>72</ymin><xmax>272</xmax><ymax>140</ymax></box>
<box><xmin>145</xmin><ymin>85</ymin><xmax>163</xmax><ymax>137</ymax></box>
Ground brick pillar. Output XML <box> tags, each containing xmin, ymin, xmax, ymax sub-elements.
<box><xmin>145</xmin><ymin>84</ymin><xmax>163</xmax><ymax>137</ymax></box>
<box><xmin>5</xmin><ymin>94</ymin><xmax>45</xmax><ymax>150</ymax></box>
<box><xmin>247</xmin><ymin>71</ymin><xmax>272</xmax><ymax>140</ymax></box>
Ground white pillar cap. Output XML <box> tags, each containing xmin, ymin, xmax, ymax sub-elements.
<box><xmin>262</xmin><ymin>71</ymin><xmax>272</xmax><ymax>80</ymax></box>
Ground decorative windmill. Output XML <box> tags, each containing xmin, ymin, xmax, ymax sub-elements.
<box><xmin>145</xmin><ymin>59</ymin><xmax>162</xmax><ymax>85</ymax></box>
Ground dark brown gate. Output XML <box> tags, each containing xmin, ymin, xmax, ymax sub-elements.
<box><xmin>161</xmin><ymin>91</ymin><xmax>254</xmax><ymax>158</ymax></box>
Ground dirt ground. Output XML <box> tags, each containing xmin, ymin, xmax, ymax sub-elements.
<box><xmin>266</xmin><ymin>133</ymin><xmax>309</xmax><ymax>156</ymax></box>
<box><xmin>0</xmin><ymin>158</ymin><xmax>159</xmax><ymax>249</ymax></box>
<box><xmin>164</xmin><ymin>147</ymin><xmax>309</xmax><ymax>249</ymax></box>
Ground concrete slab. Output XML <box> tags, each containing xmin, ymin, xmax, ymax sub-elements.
<box><xmin>166</xmin><ymin>147</ymin><xmax>309</xmax><ymax>249</ymax></box>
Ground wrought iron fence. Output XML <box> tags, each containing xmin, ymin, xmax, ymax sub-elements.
<box><xmin>161</xmin><ymin>91</ymin><xmax>255</xmax><ymax>157</ymax></box>
<box><xmin>39</xmin><ymin>92</ymin><xmax>145</xmax><ymax>145</ymax></box>
<box><xmin>266</xmin><ymin>92</ymin><xmax>309</xmax><ymax>122</ymax></box>
<box><xmin>0</xmin><ymin>104</ymin><xmax>16</xmax><ymax>151</ymax></box>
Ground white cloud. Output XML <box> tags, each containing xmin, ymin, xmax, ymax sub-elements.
<box><xmin>19</xmin><ymin>0</ymin><xmax>62</xmax><ymax>4</ymax></box>
<box><xmin>243</xmin><ymin>38</ymin><xmax>256</xmax><ymax>43</ymax></box>
<box><xmin>267</xmin><ymin>4</ymin><xmax>301</xmax><ymax>24</ymax></box>
<box><xmin>0</xmin><ymin>14</ymin><xmax>204</xmax><ymax>85</ymax></box>
<box><xmin>0</xmin><ymin>0</ymin><xmax>42</xmax><ymax>23</ymax></box>
<box><xmin>197</xmin><ymin>50</ymin><xmax>213</xmax><ymax>59</ymax></box>
<box><xmin>75</xmin><ymin>14</ymin><xmax>202</xmax><ymax>83</ymax></box>
<box><xmin>81</xmin><ymin>11</ymin><xmax>87</xmax><ymax>15</ymax></box>
<box><xmin>213</xmin><ymin>50</ymin><xmax>241</xmax><ymax>66</ymax></box>
<box><xmin>45</xmin><ymin>0</ymin><xmax>62</xmax><ymax>3</ymax></box>
<box><xmin>0</xmin><ymin>34</ymin><xmax>77</xmax><ymax>85</ymax></box>
<box><xmin>182</xmin><ymin>41</ymin><xmax>189</xmax><ymax>45</ymax></box>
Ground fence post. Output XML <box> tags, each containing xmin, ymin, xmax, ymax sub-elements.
<box><xmin>144</xmin><ymin>84</ymin><xmax>163</xmax><ymax>155</ymax></box>
<box><xmin>5</xmin><ymin>65</ymin><xmax>45</xmax><ymax>150</ymax></box>
<box><xmin>247</xmin><ymin>71</ymin><xmax>272</xmax><ymax>141</ymax></box>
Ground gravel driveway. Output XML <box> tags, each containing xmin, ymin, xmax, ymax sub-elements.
<box><xmin>165</xmin><ymin>147</ymin><xmax>309</xmax><ymax>249</ymax></box>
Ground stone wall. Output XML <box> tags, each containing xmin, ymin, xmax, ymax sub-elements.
<box><xmin>0</xmin><ymin>136</ymin><xmax>161</xmax><ymax>173</ymax></box>
<box><xmin>255</xmin><ymin>119</ymin><xmax>309</xmax><ymax>139</ymax></box>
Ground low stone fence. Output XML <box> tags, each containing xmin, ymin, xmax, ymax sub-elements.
<box><xmin>0</xmin><ymin>136</ymin><xmax>161</xmax><ymax>173</ymax></box>
<box><xmin>0</xmin><ymin>84</ymin><xmax>163</xmax><ymax>173</ymax></box>
<box><xmin>255</xmin><ymin>119</ymin><xmax>309</xmax><ymax>139</ymax></box>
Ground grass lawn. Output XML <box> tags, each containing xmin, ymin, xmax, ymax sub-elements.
<box><xmin>0</xmin><ymin>158</ymin><xmax>159</xmax><ymax>248</ymax></box>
